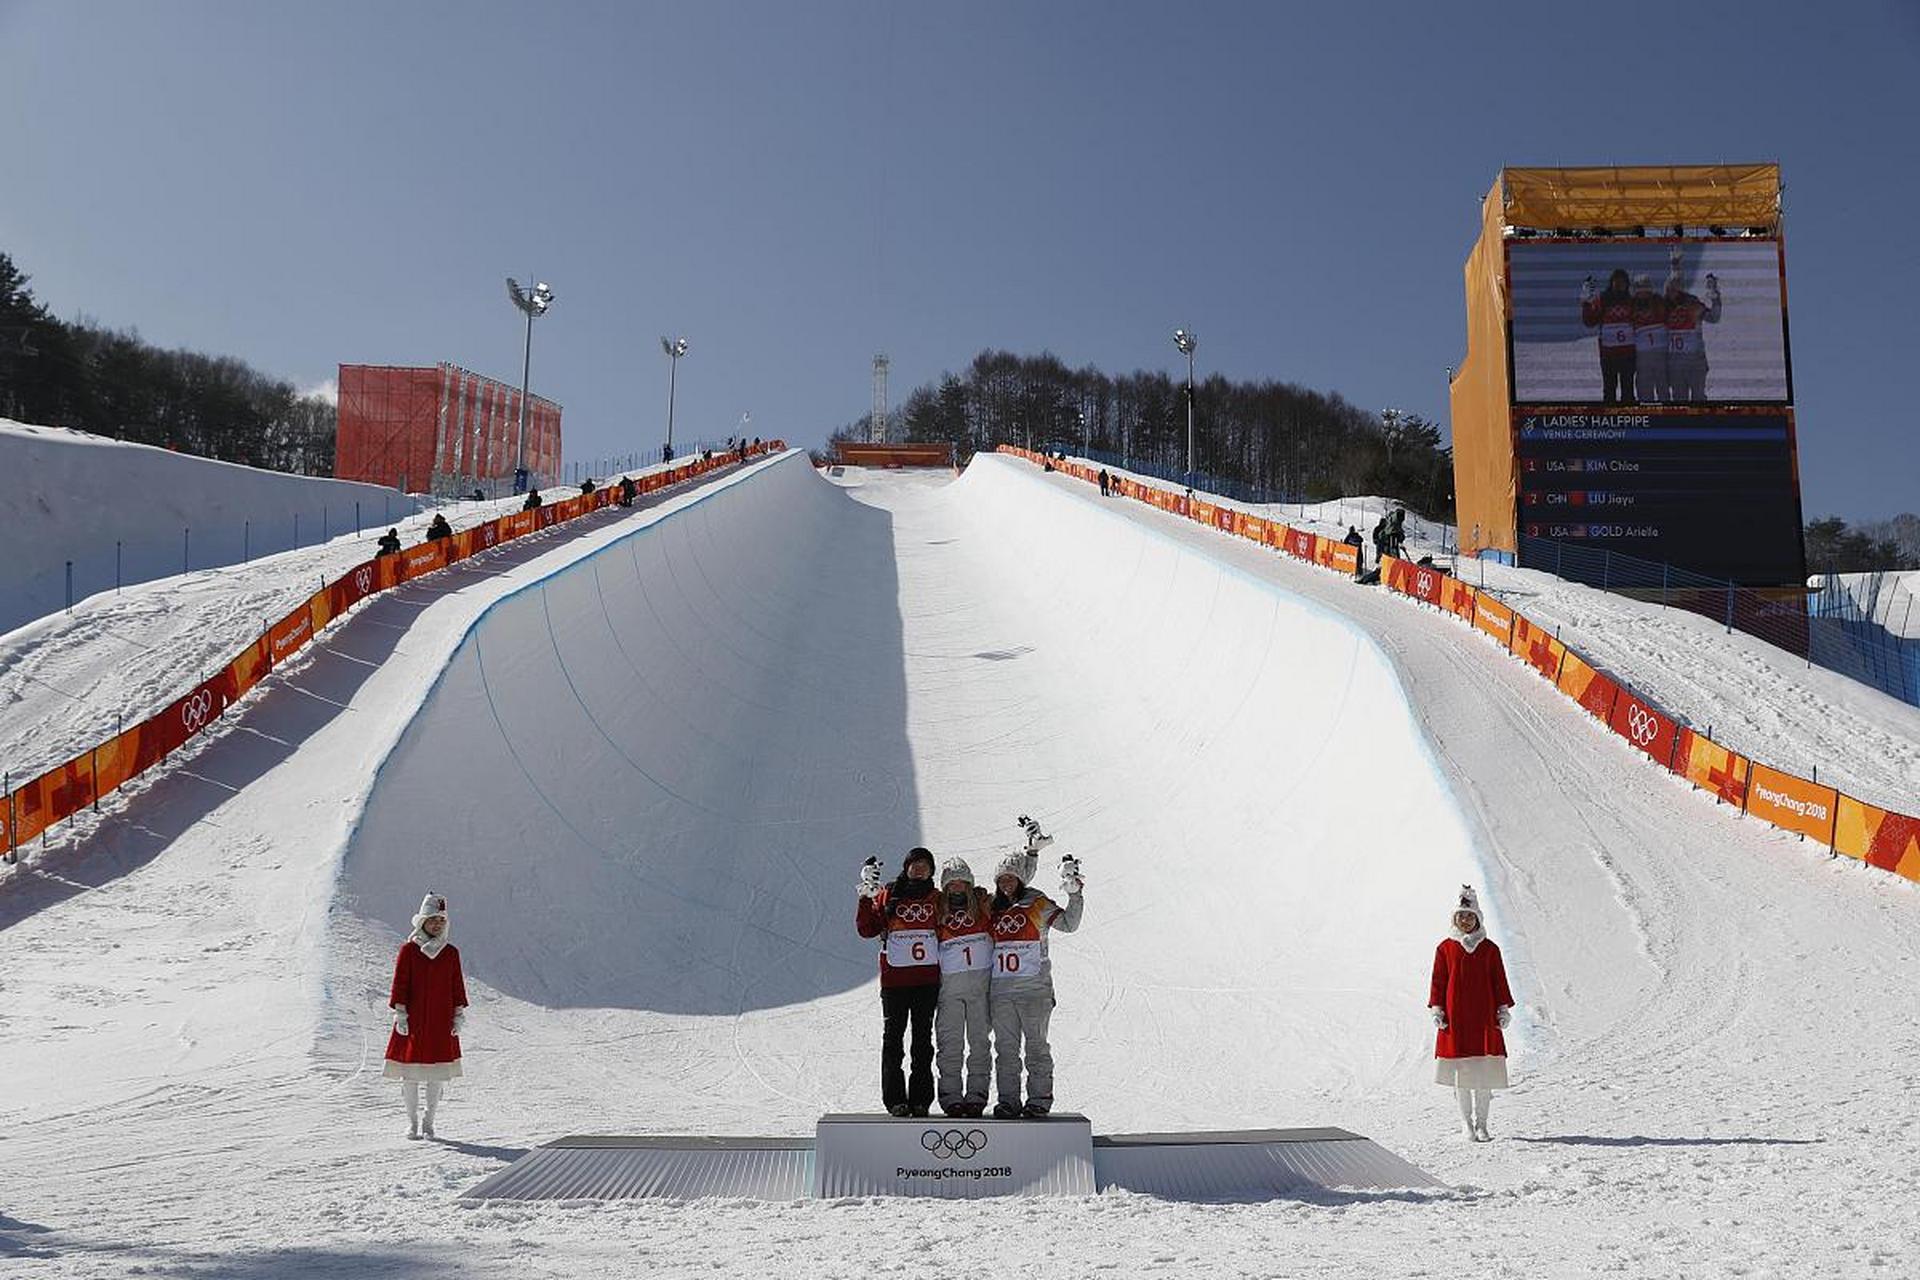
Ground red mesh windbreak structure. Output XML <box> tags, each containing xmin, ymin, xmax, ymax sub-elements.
<box><xmin>336</xmin><ymin>363</ymin><xmax>562</xmax><ymax>494</ymax></box>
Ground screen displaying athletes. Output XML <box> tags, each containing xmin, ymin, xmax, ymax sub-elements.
<box><xmin>1508</xmin><ymin>240</ymin><xmax>1789</xmax><ymax>405</ymax></box>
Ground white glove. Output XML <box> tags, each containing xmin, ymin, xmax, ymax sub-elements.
<box><xmin>1057</xmin><ymin>854</ymin><xmax>1083</xmax><ymax>896</ymax></box>
<box><xmin>453</xmin><ymin>1008</ymin><xmax>467</xmax><ymax>1037</ymax></box>
<box><xmin>858</xmin><ymin>857</ymin><xmax>882</xmax><ymax>899</ymax></box>
<box><xmin>1703</xmin><ymin>273</ymin><xmax>1720</xmax><ymax>299</ymax></box>
<box><xmin>392</xmin><ymin>1007</ymin><xmax>409</xmax><ymax>1037</ymax></box>
<box><xmin>1579</xmin><ymin>276</ymin><xmax>1596</xmax><ymax>303</ymax></box>
<box><xmin>1496</xmin><ymin>1006</ymin><xmax>1511</xmax><ymax>1029</ymax></box>
<box><xmin>1429</xmin><ymin>1006</ymin><xmax>1447</xmax><ymax>1030</ymax></box>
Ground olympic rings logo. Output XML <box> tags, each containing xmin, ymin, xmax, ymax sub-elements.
<box><xmin>1417</xmin><ymin>571</ymin><xmax>1436</xmax><ymax>597</ymax></box>
<box><xmin>921</xmin><ymin>1128</ymin><xmax>987</xmax><ymax>1159</ymax></box>
<box><xmin>944</xmin><ymin>910</ymin><xmax>978</xmax><ymax>929</ymax></box>
<box><xmin>893</xmin><ymin>902</ymin><xmax>935</xmax><ymax>924</ymax></box>
<box><xmin>1626</xmin><ymin>704</ymin><xmax>1660</xmax><ymax>746</ymax></box>
<box><xmin>994</xmin><ymin>913</ymin><xmax>1027</xmax><ymax>936</ymax></box>
<box><xmin>180</xmin><ymin>689</ymin><xmax>215</xmax><ymax>732</ymax></box>
<box><xmin>354</xmin><ymin>566</ymin><xmax>373</xmax><ymax>594</ymax></box>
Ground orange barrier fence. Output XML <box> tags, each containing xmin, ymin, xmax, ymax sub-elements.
<box><xmin>1</xmin><ymin>444</ymin><xmax>784</xmax><ymax>859</ymax></box>
<box><xmin>997</xmin><ymin>446</ymin><xmax>1920</xmax><ymax>887</ymax></box>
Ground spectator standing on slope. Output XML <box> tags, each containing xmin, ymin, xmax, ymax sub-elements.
<box><xmin>1343</xmin><ymin>524</ymin><xmax>1365</xmax><ymax>573</ymax></box>
<box><xmin>855</xmin><ymin>848</ymin><xmax>942</xmax><ymax>1116</ymax></box>
<box><xmin>618</xmin><ymin>475</ymin><xmax>637</xmax><ymax>507</ymax></box>
<box><xmin>933</xmin><ymin>857</ymin><xmax>995</xmax><ymax>1117</ymax></box>
<box><xmin>376</xmin><ymin>528</ymin><xmax>402</xmax><ymax>556</ymax></box>
<box><xmin>1428</xmin><ymin>884</ymin><xmax>1514</xmax><ymax>1143</ymax></box>
<box><xmin>988</xmin><ymin>845</ymin><xmax>1084</xmax><ymax>1118</ymax></box>
<box><xmin>522</xmin><ymin>488</ymin><xmax>543</xmax><ymax>512</ymax></box>
<box><xmin>424</xmin><ymin>513</ymin><xmax>452</xmax><ymax>542</ymax></box>
<box><xmin>385</xmin><ymin>891</ymin><xmax>469</xmax><ymax>1141</ymax></box>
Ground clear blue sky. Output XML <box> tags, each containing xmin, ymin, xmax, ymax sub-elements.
<box><xmin>3</xmin><ymin>1</ymin><xmax>1916</xmax><ymax>517</ymax></box>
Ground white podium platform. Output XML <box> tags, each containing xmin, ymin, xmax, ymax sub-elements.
<box><xmin>462</xmin><ymin>1116</ymin><xmax>1442</xmax><ymax>1203</ymax></box>
<box><xmin>814</xmin><ymin>1112</ymin><xmax>1094</xmax><ymax>1198</ymax></box>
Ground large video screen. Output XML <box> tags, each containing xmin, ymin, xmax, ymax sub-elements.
<box><xmin>1509</xmin><ymin>239</ymin><xmax>1788</xmax><ymax>404</ymax></box>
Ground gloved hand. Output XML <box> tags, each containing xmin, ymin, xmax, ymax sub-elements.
<box><xmin>1703</xmin><ymin>273</ymin><xmax>1719</xmax><ymax>299</ymax></box>
<box><xmin>393</xmin><ymin>1007</ymin><xmax>410</xmax><ymax>1037</ymax></box>
<box><xmin>1579</xmin><ymin>276</ymin><xmax>1596</xmax><ymax>303</ymax></box>
<box><xmin>1058</xmin><ymin>854</ymin><xmax>1083</xmax><ymax>896</ymax></box>
<box><xmin>858</xmin><ymin>856</ymin><xmax>882</xmax><ymax>899</ymax></box>
<box><xmin>1496</xmin><ymin>1006</ymin><xmax>1511</xmax><ymax>1029</ymax></box>
<box><xmin>453</xmin><ymin>1008</ymin><xmax>467</xmax><ymax>1037</ymax></box>
<box><xmin>1429</xmin><ymin>1006</ymin><xmax>1447</xmax><ymax>1030</ymax></box>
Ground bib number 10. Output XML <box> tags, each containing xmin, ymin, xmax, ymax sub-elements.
<box><xmin>996</xmin><ymin>952</ymin><xmax>1021</xmax><ymax>975</ymax></box>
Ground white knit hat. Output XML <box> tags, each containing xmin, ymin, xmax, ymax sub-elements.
<box><xmin>994</xmin><ymin>850</ymin><xmax>1030</xmax><ymax>886</ymax></box>
<box><xmin>1452</xmin><ymin>884</ymin><xmax>1481</xmax><ymax>924</ymax></box>
<box><xmin>939</xmin><ymin>856</ymin><xmax>975</xmax><ymax>888</ymax></box>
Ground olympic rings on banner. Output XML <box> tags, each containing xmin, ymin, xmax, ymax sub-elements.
<box><xmin>180</xmin><ymin>689</ymin><xmax>215</xmax><ymax>733</ymax></box>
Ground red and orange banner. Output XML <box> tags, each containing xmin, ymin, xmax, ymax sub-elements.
<box><xmin>1674</xmin><ymin>729</ymin><xmax>1751</xmax><ymax>807</ymax></box>
<box><xmin>1745</xmin><ymin>763</ymin><xmax>1838</xmax><ymax>845</ymax></box>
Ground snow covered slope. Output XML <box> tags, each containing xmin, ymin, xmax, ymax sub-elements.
<box><xmin>5</xmin><ymin>452</ymin><xmax>1917</xmax><ymax>1277</ymax></box>
<box><xmin>1</xmin><ymin>419</ymin><xmax>423</xmax><ymax>638</ymax></box>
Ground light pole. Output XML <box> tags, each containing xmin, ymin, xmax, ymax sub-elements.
<box><xmin>661</xmin><ymin>336</ymin><xmax>689</xmax><ymax>461</ymax></box>
<box><xmin>1173</xmin><ymin>328</ymin><xmax>1197</xmax><ymax>483</ymax></box>
<box><xmin>1079</xmin><ymin>407</ymin><xmax>1088</xmax><ymax>457</ymax></box>
<box><xmin>506</xmin><ymin>277</ymin><xmax>554</xmax><ymax>493</ymax></box>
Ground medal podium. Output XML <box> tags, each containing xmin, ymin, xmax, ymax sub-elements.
<box><xmin>463</xmin><ymin>1115</ymin><xmax>1442</xmax><ymax>1202</ymax></box>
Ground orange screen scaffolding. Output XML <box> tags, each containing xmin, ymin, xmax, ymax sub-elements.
<box><xmin>337</xmin><ymin>363</ymin><xmax>562</xmax><ymax>495</ymax></box>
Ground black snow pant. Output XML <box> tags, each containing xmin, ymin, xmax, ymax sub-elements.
<box><xmin>1600</xmin><ymin>351</ymin><xmax>1637</xmax><ymax>405</ymax></box>
<box><xmin>881</xmin><ymin>983</ymin><xmax>939</xmax><ymax>1111</ymax></box>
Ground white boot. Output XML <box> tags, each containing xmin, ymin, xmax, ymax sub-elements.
<box><xmin>403</xmin><ymin>1083</ymin><xmax>422</xmax><ymax>1140</ymax></box>
<box><xmin>1472</xmin><ymin>1089</ymin><xmax>1492</xmax><ymax>1143</ymax></box>
<box><xmin>1455</xmin><ymin>1085</ymin><xmax>1476</xmax><ymax>1142</ymax></box>
<box><xmin>422</xmin><ymin>1081</ymin><xmax>443</xmax><ymax>1139</ymax></box>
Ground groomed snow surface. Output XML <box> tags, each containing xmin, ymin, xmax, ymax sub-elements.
<box><xmin>4</xmin><ymin>453</ymin><xmax>1917</xmax><ymax>1278</ymax></box>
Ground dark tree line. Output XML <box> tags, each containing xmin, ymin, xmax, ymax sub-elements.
<box><xmin>1804</xmin><ymin>514</ymin><xmax>1919</xmax><ymax>573</ymax></box>
<box><xmin>0</xmin><ymin>251</ymin><xmax>335</xmax><ymax>474</ymax></box>
<box><xmin>828</xmin><ymin>349</ymin><xmax>1454</xmax><ymax>519</ymax></box>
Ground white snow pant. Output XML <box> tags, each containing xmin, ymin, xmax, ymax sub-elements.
<box><xmin>1634</xmin><ymin>348</ymin><xmax>1667</xmax><ymax>403</ymax></box>
<box><xmin>990</xmin><ymin>980</ymin><xmax>1055</xmax><ymax>1111</ymax></box>
<box><xmin>936</xmin><ymin>971</ymin><xmax>992</xmax><ymax>1110</ymax></box>
<box><xmin>1454</xmin><ymin>1084</ymin><xmax>1491</xmax><ymax>1129</ymax></box>
<box><xmin>403</xmin><ymin>1081</ymin><xmax>443</xmax><ymax>1132</ymax></box>
<box><xmin>1666</xmin><ymin>353</ymin><xmax>1708</xmax><ymax>402</ymax></box>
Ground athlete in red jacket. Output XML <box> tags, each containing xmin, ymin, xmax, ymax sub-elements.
<box><xmin>856</xmin><ymin>848</ymin><xmax>942</xmax><ymax>1116</ymax></box>
<box><xmin>1580</xmin><ymin>268</ymin><xmax>1637</xmax><ymax>404</ymax></box>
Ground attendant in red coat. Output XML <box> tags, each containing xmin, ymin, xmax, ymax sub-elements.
<box><xmin>385</xmin><ymin>890</ymin><xmax>469</xmax><ymax>1140</ymax></box>
<box><xmin>1428</xmin><ymin>884</ymin><xmax>1514</xmax><ymax>1143</ymax></box>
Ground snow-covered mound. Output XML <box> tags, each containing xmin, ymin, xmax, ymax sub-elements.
<box><xmin>0</xmin><ymin>418</ymin><xmax>421</xmax><ymax>637</ymax></box>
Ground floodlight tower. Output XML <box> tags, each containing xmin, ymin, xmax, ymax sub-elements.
<box><xmin>872</xmin><ymin>354</ymin><xmax>889</xmax><ymax>444</ymax></box>
<box><xmin>662</xmin><ymin>336</ymin><xmax>690</xmax><ymax>459</ymax></box>
<box><xmin>1173</xmin><ymin>328</ymin><xmax>1197</xmax><ymax>482</ymax></box>
<box><xmin>507</xmin><ymin>276</ymin><xmax>555</xmax><ymax>492</ymax></box>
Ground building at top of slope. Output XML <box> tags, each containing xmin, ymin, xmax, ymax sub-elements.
<box><xmin>336</xmin><ymin>363</ymin><xmax>561</xmax><ymax>497</ymax></box>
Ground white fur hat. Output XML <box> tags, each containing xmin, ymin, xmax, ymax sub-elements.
<box><xmin>412</xmin><ymin>890</ymin><xmax>449</xmax><ymax>931</ymax></box>
<box><xmin>1452</xmin><ymin>884</ymin><xmax>1481</xmax><ymax>924</ymax></box>
<box><xmin>939</xmin><ymin>856</ymin><xmax>975</xmax><ymax>888</ymax></box>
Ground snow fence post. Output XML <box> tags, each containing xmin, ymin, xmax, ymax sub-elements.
<box><xmin>115</xmin><ymin>541</ymin><xmax>122</xmax><ymax>594</ymax></box>
<box><xmin>355</xmin><ymin>501</ymin><xmax>361</xmax><ymax>536</ymax></box>
<box><xmin>4</xmin><ymin>771</ymin><xmax>15</xmax><ymax>865</ymax></box>
<box><xmin>65</xmin><ymin>560</ymin><xmax>73</xmax><ymax>613</ymax></box>
<box><xmin>244</xmin><ymin>520</ymin><xmax>250</xmax><ymax>564</ymax></box>
<box><xmin>183</xmin><ymin>528</ymin><xmax>190</xmax><ymax>575</ymax></box>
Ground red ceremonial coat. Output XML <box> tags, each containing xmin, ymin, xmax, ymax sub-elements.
<box><xmin>1429</xmin><ymin>937</ymin><xmax>1513</xmax><ymax>1060</ymax></box>
<box><xmin>385</xmin><ymin>940</ymin><xmax>468</xmax><ymax>1066</ymax></box>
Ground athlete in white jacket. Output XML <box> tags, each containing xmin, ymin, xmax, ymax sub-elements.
<box><xmin>987</xmin><ymin>849</ymin><xmax>1084</xmax><ymax>1118</ymax></box>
